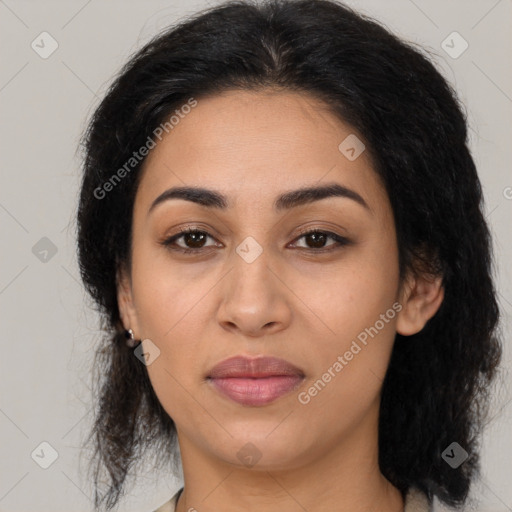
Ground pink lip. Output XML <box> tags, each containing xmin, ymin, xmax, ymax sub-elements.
<box><xmin>207</xmin><ymin>356</ymin><xmax>305</xmax><ymax>406</ymax></box>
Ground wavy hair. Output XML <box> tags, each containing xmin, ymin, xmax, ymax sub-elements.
<box><xmin>76</xmin><ymin>0</ymin><xmax>502</xmax><ymax>509</ymax></box>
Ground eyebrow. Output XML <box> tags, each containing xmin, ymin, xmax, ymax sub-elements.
<box><xmin>148</xmin><ymin>182</ymin><xmax>371</xmax><ymax>215</ymax></box>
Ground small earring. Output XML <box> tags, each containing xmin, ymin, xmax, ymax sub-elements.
<box><xmin>125</xmin><ymin>328</ymin><xmax>139</xmax><ymax>347</ymax></box>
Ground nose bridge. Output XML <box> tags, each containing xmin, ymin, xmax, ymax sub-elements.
<box><xmin>217</xmin><ymin>233</ymin><xmax>291</xmax><ymax>335</ymax></box>
<box><xmin>230</xmin><ymin>233</ymin><xmax>276</xmax><ymax>302</ymax></box>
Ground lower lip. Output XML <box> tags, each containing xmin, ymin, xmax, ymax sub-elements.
<box><xmin>208</xmin><ymin>375</ymin><xmax>304</xmax><ymax>406</ymax></box>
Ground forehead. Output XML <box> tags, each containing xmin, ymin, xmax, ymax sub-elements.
<box><xmin>136</xmin><ymin>89</ymin><xmax>388</xmax><ymax>216</ymax></box>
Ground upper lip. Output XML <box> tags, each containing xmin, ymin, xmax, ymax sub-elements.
<box><xmin>208</xmin><ymin>355</ymin><xmax>305</xmax><ymax>379</ymax></box>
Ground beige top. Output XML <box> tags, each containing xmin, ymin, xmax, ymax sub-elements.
<box><xmin>153</xmin><ymin>486</ymin><xmax>432</xmax><ymax>512</ymax></box>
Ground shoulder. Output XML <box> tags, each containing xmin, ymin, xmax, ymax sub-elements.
<box><xmin>153</xmin><ymin>487</ymin><xmax>183</xmax><ymax>512</ymax></box>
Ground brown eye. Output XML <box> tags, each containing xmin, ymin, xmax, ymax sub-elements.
<box><xmin>302</xmin><ymin>231</ymin><xmax>329</xmax><ymax>249</ymax></box>
<box><xmin>161</xmin><ymin>229</ymin><xmax>218</xmax><ymax>253</ymax></box>
<box><xmin>179</xmin><ymin>231</ymin><xmax>209</xmax><ymax>249</ymax></box>
<box><xmin>292</xmin><ymin>230</ymin><xmax>351</xmax><ymax>251</ymax></box>
<box><xmin>160</xmin><ymin>227</ymin><xmax>351</xmax><ymax>255</ymax></box>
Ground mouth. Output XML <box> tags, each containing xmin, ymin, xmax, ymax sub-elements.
<box><xmin>206</xmin><ymin>355</ymin><xmax>305</xmax><ymax>406</ymax></box>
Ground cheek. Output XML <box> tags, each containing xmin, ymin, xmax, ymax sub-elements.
<box><xmin>129</xmin><ymin>240</ymin><xmax>213</xmax><ymax>400</ymax></box>
<box><xmin>130</xmin><ymin>238</ymin><xmax>207</xmax><ymax>337</ymax></box>
<box><xmin>295</xmin><ymin>275</ymin><xmax>399</xmax><ymax>438</ymax></box>
<box><xmin>298</xmin><ymin>244</ymin><xmax>400</xmax><ymax>345</ymax></box>
<box><xmin>297</xmin><ymin>246</ymin><xmax>400</xmax><ymax>400</ymax></box>
<box><xmin>309</xmin><ymin>281</ymin><xmax>398</xmax><ymax>380</ymax></box>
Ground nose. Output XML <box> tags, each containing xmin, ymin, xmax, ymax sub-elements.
<box><xmin>216</xmin><ymin>248</ymin><xmax>292</xmax><ymax>338</ymax></box>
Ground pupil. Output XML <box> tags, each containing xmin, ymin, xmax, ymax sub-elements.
<box><xmin>308</xmin><ymin>233</ymin><xmax>325</xmax><ymax>248</ymax></box>
<box><xmin>186</xmin><ymin>232</ymin><xmax>205</xmax><ymax>248</ymax></box>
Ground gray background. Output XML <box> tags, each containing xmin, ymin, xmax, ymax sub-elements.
<box><xmin>0</xmin><ymin>0</ymin><xmax>511</xmax><ymax>511</ymax></box>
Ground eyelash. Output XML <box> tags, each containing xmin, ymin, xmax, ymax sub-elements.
<box><xmin>160</xmin><ymin>227</ymin><xmax>351</xmax><ymax>255</ymax></box>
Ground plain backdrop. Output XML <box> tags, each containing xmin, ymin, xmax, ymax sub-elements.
<box><xmin>0</xmin><ymin>0</ymin><xmax>511</xmax><ymax>511</ymax></box>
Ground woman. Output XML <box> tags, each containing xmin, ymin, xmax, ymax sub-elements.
<box><xmin>76</xmin><ymin>1</ymin><xmax>502</xmax><ymax>511</ymax></box>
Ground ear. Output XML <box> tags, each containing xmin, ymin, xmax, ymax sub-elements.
<box><xmin>116</xmin><ymin>264</ymin><xmax>140</xmax><ymax>336</ymax></box>
<box><xmin>396</xmin><ymin>271</ymin><xmax>444</xmax><ymax>336</ymax></box>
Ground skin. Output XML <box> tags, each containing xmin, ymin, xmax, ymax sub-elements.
<box><xmin>118</xmin><ymin>89</ymin><xmax>444</xmax><ymax>512</ymax></box>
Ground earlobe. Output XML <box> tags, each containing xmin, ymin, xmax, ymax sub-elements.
<box><xmin>116</xmin><ymin>266</ymin><xmax>139</xmax><ymax>334</ymax></box>
<box><xmin>396</xmin><ymin>273</ymin><xmax>444</xmax><ymax>336</ymax></box>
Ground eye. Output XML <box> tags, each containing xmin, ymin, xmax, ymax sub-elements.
<box><xmin>160</xmin><ymin>227</ymin><xmax>351</xmax><ymax>254</ymax></box>
<box><xmin>160</xmin><ymin>227</ymin><xmax>219</xmax><ymax>254</ymax></box>
<box><xmin>290</xmin><ymin>229</ymin><xmax>351</xmax><ymax>252</ymax></box>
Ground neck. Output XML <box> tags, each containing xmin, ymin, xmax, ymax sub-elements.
<box><xmin>174</xmin><ymin>406</ymin><xmax>404</xmax><ymax>512</ymax></box>
<box><xmin>175</xmin><ymin>472</ymin><xmax>403</xmax><ymax>512</ymax></box>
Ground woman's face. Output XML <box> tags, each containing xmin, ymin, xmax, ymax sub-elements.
<box><xmin>119</xmin><ymin>89</ymin><xmax>414</xmax><ymax>471</ymax></box>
